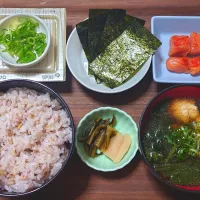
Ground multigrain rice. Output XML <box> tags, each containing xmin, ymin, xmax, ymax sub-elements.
<box><xmin>0</xmin><ymin>88</ymin><xmax>72</xmax><ymax>193</ymax></box>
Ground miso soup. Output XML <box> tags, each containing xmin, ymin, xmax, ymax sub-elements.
<box><xmin>143</xmin><ymin>98</ymin><xmax>200</xmax><ymax>185</ymax></box>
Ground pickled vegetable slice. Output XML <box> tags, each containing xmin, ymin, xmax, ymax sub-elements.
<box><xmin>79</xmin><ymin>115</ymin><xmax>118</xmax><ymax>158</ymax></box>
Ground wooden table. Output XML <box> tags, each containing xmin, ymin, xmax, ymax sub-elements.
<box><xmin>1</xmin><ymin>0</ymin><xmax>200</xmax><ymax>199</ymax></box>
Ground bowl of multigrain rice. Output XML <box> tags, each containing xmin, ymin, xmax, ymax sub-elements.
<box><xmin>0</xmin><ymin>80</ymin><xmax>75</xmax><ymax>197</ymax></box>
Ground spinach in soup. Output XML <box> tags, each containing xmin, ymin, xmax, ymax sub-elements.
<box><xmin>143</xmin><ymin>99</ymin><xmax>200</xmax><ymax>185</ymax></box>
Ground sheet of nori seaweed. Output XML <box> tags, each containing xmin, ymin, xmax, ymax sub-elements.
<box><xmin>125</xmin><ymin>15</ymin><xmax>145</xmax><ymax>26</ymax></box>
<box><xmin>87</xmin><ymin>9</ymin><xmax>126</xmax><ymax>63</ymax></box>
<box><xmin>89</xmin><ymin>20</ymin><xmax>161</xmax><ymax>88</ymax></box>
<box><xmin>76</xmin><ymin>20</ymin><xmax>90</xmax><ymax>60</ymax></box>
<box><xmin>76</xmin><ymin>9</ymin><xmax>118</xmax><ymax>62</ymax></box>
<box><xmin>87</xmin><ymin>13</ymin><xmax>109</xmax><ymax>62</ymax></box>
<box><xmin>76</xmin><ymin>9</ymin><xmax>146</xmax><ymax>65</ymax></box>
<box><xmin>76</xmin><ymin>10</ymin><xmax>109</xmax><ymax>62</ymax></box>
<box><xmin>89</xmin><ymin>9</ymin><xmax>110</xmax><ymax>18</ymax></box>
<box><xmin>98</xmin><ymin>13</ymin><xmax>145</xmax><ymax>53</ymax></box>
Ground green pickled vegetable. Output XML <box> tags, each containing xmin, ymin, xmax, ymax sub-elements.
<box><xmin>87</xmin><ymin>125</ymin><xmax>107</xmax><ymax>145</ymax></box>
<box><xmin>79</xmin><ymin>115</ymin><xmax>118</xmax><ymax>158</ymax></box>
<box><xmin>0</xmin><ymin>17</ymin><xmax>47</xmax><ymax>64</ymax></box>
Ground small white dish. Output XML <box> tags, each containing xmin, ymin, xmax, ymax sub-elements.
<box><xmin>0</xmin><ymin>14</ymin><xmax>50</xmax><ymax>67</ymax></box>
<box><xmin>66</xmin><ymin>27</ymin><xmax>152</xmax><ymax>94</ymax></box>
<box><xmin>152</xmin><ymin>16</ymin><xmax>200</xmax><ymax>83</ymax></box>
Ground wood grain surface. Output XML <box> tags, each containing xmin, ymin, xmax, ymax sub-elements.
<box><xmin>1</xmin><ymin>0</ymin><xmax>200</xmax><ymax>199</ymax></box>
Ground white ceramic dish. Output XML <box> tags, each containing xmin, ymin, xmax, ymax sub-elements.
<box><xmin>66</xmin><ymin>27</ymin><xmax>152</xmax><ymax>94</ymax></box>
<box><xmin>152</xmin><ymin>16</ymin><xmax>200</xmax><ymax>83</ymax></box>
<box><xmin>0</xmin><ymin>14</ymin><xmax>50</xmax><ymax>67</ymax></box>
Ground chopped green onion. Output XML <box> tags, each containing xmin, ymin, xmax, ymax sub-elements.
<box><xmin>16</xmin><ymin>51</ymin><xmax>36</xmax><ymax>63</ymax></box>
<box><xmin>0</xmin><ymin>17</ymin><xmax>47</xmax><ymax>64</ymax></box>
<box><xmin>27</xmin><ymin>37</ymin><xmax>35</xmax><ymax>45</ymax></box>
<box><xmin>165</xmin><ymin>123</ymin><xmax>200</xmax><ymax>161</ymax></box>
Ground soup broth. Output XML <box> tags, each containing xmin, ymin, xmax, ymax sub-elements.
<box><xmin>143</xmin><ymin>98</ymin><xmax>200</xmax><ymax>185</ymax></box>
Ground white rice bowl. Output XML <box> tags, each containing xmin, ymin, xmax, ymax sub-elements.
<box><xmin>0</xmin><ymin>87</ymin><xmax>72</xmax><ymax>193</ymax></box>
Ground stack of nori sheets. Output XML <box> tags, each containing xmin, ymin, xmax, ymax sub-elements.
<box><xmin>76</xmin><ymin>9</ymin><xmax>161</xmax><ymax>88</ymax></box>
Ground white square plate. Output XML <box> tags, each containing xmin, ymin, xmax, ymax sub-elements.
<box><xmin>152</xmin><ymin>16</ymin><xmax>200</xmax><ymax>83</ymax></box>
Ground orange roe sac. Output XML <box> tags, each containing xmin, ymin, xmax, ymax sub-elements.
<box><xmin>190</xmin><ymin>32</ymin><xmax>200</xmax><ymax>55</ymax></box>
<box><xmin>166</xmin><ymin>57</ymin><xmax>188</xmax><ymax>73</ymax></box>
<box><xmin>188</xmin><ymin>57</ymin><xmax>200</xmax><ymax>75</ymax></box>
<box><xmin>169</xmin><ymin>35</ymin><xmax>190</xmax><ymax>57</ymax></box>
